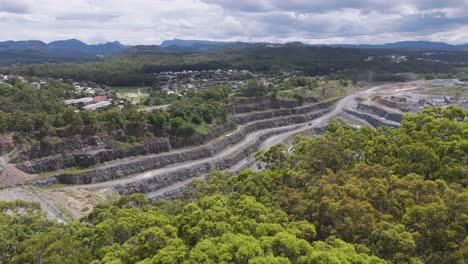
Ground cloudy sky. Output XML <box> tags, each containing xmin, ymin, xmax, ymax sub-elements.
<box><xmin>1</xmin><ymin>0</ymin><xmax>468</xmax><ymax>45</ymax></box>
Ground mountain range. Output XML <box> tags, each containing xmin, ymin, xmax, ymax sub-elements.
<box><xmin>329</xmin><ymin>41</ymin><xmax>468</xmax><ymax>50</ymax></box>
<box><xmin>1</xmin><ymin>38</ymin><xmax>468</xmax><ymax>65</ymax></box>
<box><xmin>0</xmin><ymin>39</ymin><xmax>125</xmax><ymax>54</ymax></box>
<box><xmin>0</xmin><ymin>39</ymin><xmax>125</xmax><ymax>64</ymax></box>
<box><xmin>161</xmin><ymin>39</ymin><xmax>468</xmax><ymax>51</ymax></box>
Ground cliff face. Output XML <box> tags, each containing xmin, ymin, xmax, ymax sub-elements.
<box><xmin>17</xmin><ymin>140</ymin><xmax>172</xmax><ymax>174</ymax></box>
<box><xmin>356</xmin><ymin>103</ymin><xmax>403</xmax><ymax>123</ymax></box>
<box><xmin>17</xmin><ymin>125</ymin><xmax>239</xmax><ymax>175</ymax></box>
<box><xmin>343</xmin><ymin>109</ymin><xmax>400</xmax><ymax>128</ymax></box>
<box><xmin>54</xmin><ymin>108</ymin><xmax>330</xmax><ymax>186</ymax></box>
<box><xmin>116</xmin><ymin>127</ymin><xmax>294</xmax><ymax>196</ymax></box>
<box><xmin>25</xmin><ymin>107</ymin><xmax>336</xmax><ymax>188</ymax></box>
<box><xmin>19</xmin><ymin>97</ymin><xmax>336</xmax><ymax>175</ymax></box>
<box><xmin>28</xmin><ymin>136</ymin><xmax>107</xmax><ymax>160</ymax></box>
<box><xmin>19</xmin><ymin>97</ymin><xmax>341</xmax><ymax>188</ymax></box>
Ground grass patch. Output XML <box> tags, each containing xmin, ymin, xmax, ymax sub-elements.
<box><xmin>36</xmin><ymin>166</ymin><xmax>88</xmax><ymax>179</ymax></box>
<box><xmin>112</xmin><ymin>86</ymin><xmax>150</xmax><ymax>103</ymax></box>
<box><xmin>55</xmin><ymin>203</ymin><xmax>75</xmax><ymax>222</ymax></box>
<box><xmin>112</xmin><ymin>141</ymin><xmax>132</xmax><ymax>149</ymax></box>
<box><xmin>277</xmin><ymin>87</ymin><xmax>319</xmax><ymax>100</ymax></box>
<box><xmin>370</xmin><ymin>94</ymin><xmax>381</xmax><ymax>101</ymax></box>
<box><xmin>195</xmin><ymin>124</ymin><xmax>210</xmax><ymax>135</ymax></box>
<box><xmin>36</xmin><ymin>171</ymin><xmax>57</xmax><ymax>179</ymax></box>
<box><xmin>22</xmin><ymin>184</ymin><xmax>42</xmax><ymax>193</ymax></box>
<box><xmin>45</xmin><ymin>183</ymin><xmax>68</xmax><ymax>189</ymax></box>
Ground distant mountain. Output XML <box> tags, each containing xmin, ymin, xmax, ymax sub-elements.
<box><xmin>49</xmin><ymin>39</ymin><xmax>88</xmax><ymax>50</ymax></box>
<box><xmin>160</xmin><ymin>39</ymin><xmax>229</xmax><ymax>48</ymax></box>
<box><xmin>161</xmin><ymin>39</ymin><xmax>468</xmax><ymax>51</ymax></box>
<box><xmin>0</xmin><ymin>40</ymin><xmax>47</xmax><ymax>49</ymax></box>
<box><xmin>0</xmin><ymin>39</ymin><xmax>127</xmax><ymax>64</ymax></box>
<box><xmin>2</xmin><ymin>38</ymin><xmax>468</xmax><ymax>66</ymax></box>
<box><xmin>88</xmin><ymin>41</ymin><xmax>125</xmax><ymax>54</ymax></box>
<box><xmin>330</xmin><ymin>41</ymin><xmax>468</xmax><ymax>50</ymax></box>
<box><xmin>160</xmin><ymin>39</ymin><xmax>255</xmax><ymax>52</ymax></box>
<box><xmin>48</xmin><ymin>39</ymin><xmax>126</xmax><ymax>54</ymax></box>
<box><xmin>0</xmin><ymin>39</ymin><xmax>126</xmax><ymax>54</ymax></box>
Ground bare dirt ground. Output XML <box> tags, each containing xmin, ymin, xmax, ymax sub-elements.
<box><xmin>0</xmin><ymin>164</ymin><xmax>32</xmax><ymax>187</ymax></box>
<box><xmin>0</xmin><ymin>186</ymin><xmax>117</xmax><ymax>222</ymax></box>
<box><xmin>0</xmin><ymin>187</ymin><xmax>71</xmax><ymax>222</ymax></box>
<box><xmin>59</xmin><ymin>188</ymin><xmax>118</xmax><ymax>216</ymax></box>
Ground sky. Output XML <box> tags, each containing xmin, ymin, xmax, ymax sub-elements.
<box><xmin>1</xmin><ymin>0</ymin><xmax>468</xmax><ymax>45</ymax></box>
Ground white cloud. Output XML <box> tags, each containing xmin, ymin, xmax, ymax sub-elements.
<box><xmin>0</xmin><ymin>0</ymin><xmax>467</xmax><ymax>44</ymax></box>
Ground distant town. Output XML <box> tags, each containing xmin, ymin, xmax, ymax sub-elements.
<box><xmin>0</xmin><ymin>70</ymin><xmax>307</xmax><ymax>110</ymax></box>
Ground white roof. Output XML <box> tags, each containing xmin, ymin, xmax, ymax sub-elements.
<box><xmin>64</xmin><ymin>97</ymin><xmax>94</xmax><ymax>105</ymax></box>
<box><xmin>82</xmin><ymin>101</ymin><xmax>111</xmax><ymax>110</ymax></box>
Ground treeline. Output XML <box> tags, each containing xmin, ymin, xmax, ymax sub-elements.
<box><xmin>1</xmin><ymin>46</ymin><xmax>462</xmax><ymax>86</ymax></box>
<box><xmin>0</xmin><ymin>106</ymin><xmax>466</xmax><ymax>263</ymax></box>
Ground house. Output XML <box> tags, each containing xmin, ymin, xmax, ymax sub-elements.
<box><xmin>64</xmin><ymin>97</ymin><xmax>94</xmax><ymax>107</ymax></box>
<box><xmin>82</xmin><ymin>101</ymin><xmax>112</xmax><ymax>110</ymax></box>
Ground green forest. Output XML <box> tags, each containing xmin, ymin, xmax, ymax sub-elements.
<box><xmin>1</xmin><ymin>106</ymin><xmax>466</xmax><ymax>263</ymax></box>
<box><xmin>1</xmin><ymin>46</ymin><xmax>464</xmax><ymax>87</ymax></box>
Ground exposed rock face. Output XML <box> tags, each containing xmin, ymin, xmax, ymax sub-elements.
<box><xmin>343</xmin><ymin>109</ymin><xmax>400</xmax><ymax>128</ymax></box>
<box><xmin>17</xmin><ymin>154</ymin><xmax>76</xmax><ymax>174</ymax></box>
<box><xmin>232</xmin><ymin>99</ymin><xmax>337</xmax><ymax>124</ymax></box>
<box><xmin>19</xmin><ymin>98</ymin><xmax>340</xmax><ymax>175</ymax></box>
<box><xmin>17</xmin><ymin>126</ymin><xmax>237</xmax><ymax>175</ymax></box>
<box><xmin>377</xmin><ymin>98</ymin><xmax>410</xmax><ymax>112</ymax></box>
<box><xmin>53</xmin><ymin>109</ymin><xmax>330</xmax><ymax>186</ymax></box>
<box><xmin>0</xmin><ymin>137</ymin><xmax>15</xmax><ymax>156</ymax></box>
<box><xmin>74</xmin><ymin>140</ymin><xmax>172</xmax><ymax>167</ymax></box>
<box><xmin>30</xmin><ymin>136</ymin><xmax>107</xmax><ymax>160</ymax></box>
<box><xmin>148</xmin><ymin>188</ymin><xmax>185</xmax><ymax>201</ymax></box>
<box><xmin>12</xmin><ymin>135</ymin><xmax>108</xmax><ymax>164</ymax></box>
<box><xmin>28</xmin><ymin>176</ymin><xmax>59</xmax><ymax>188</ymax></box>
<box><xmin>17</xmin><ymin>140</ymin><xmax>172</xmax><ymax>174</ymax></box>
<box><xmin>356</xmin><ymin>103</ymin><xmax>403</xmax><ymax>123</ymax></box>
<box><xmin>116</xmin><ymin>127</ymin><xmax>293</xmax><ymax>196</ymax></box>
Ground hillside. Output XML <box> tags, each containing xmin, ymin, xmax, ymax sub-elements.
<box><xmin>3</xmin><ymin>44</ymin><xmax>468</xmax><ymax>86</ymax></box>
<box><xmin>2</xmin><ymin>39</ymin><xmax>468</xmax><ymax>65</ymax></box>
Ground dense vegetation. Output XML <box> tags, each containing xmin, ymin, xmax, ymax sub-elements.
<box><xmin>0</xmin><ymin>80</ymin><xmax>230</xmax><ymax>148</ymax></box>
<box><xmin>1</xmin><ymin>106</ymin><xmax>466</xmax><ymax>263</ymax></box>
<box><xmin>0</xmin><ymin>79</ymin><xmax>74</xmax><ymax>138</ymax></box>
<box><xmin>2</xmin><ymin>46</ymin><xmax>465</xmax><ymax>86</ymax></box>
